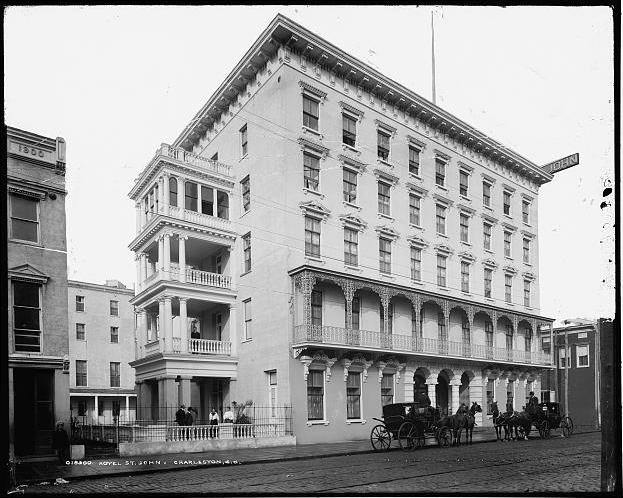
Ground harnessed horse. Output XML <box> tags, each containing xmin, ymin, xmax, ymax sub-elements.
<box><xmin>491</xmin><ymin>401</ymin><xmax>510</xmax><ymax>441</ymax></box>
<box><xmin>506</xmin><ymin>409</ymin><xmax>531</xmax><ymax>440</ymax></box>
<box><xmin>437</xmin><ymin>401</ymin><xmax>482</xmax><ymax>446</ymax></box>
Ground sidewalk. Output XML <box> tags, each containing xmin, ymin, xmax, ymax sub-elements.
<box><xmin>13</xmin><ymin>427</ymin><xmax>499</xmax><ymax>486</ymax></box>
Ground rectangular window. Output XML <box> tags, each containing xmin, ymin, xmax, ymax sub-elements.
<box><xmin>241</xmin><ymin>176</ymin><xmax>251</xmax><ymax>212</ymax></box>
<box><xmin>435</xmin><ymin>159</ymin><xmax>446</xmax><ymax>187</ymax></box>
<box><xmin>342</xmin><ymin>114</ymin><xmax>357</xmax><ymax>147</ymax></box>
<box><xmin>76</xmin><ymin>323</ymin><xmax>85</xmax><ymax>340</ymax></box>
<box><xmin>460</xmin><ymin>213</ymin><xmax>469</xmax><ymax>242</ymax></box>
<box><xmin>523</xmin><ymin>238</ymin><xmax>530</xmax><ymax>264</ymax></box>
<box><xmin>411</xmin><ymin>247</ymin><xmax>422</xmax><ymax>281</ymax></box>
<box><xmin>459</xmin><ymin>170</ymin><xmax>469</xmax><ymax>197</ymax></box>
<box><xmin>380</xmin><ymin>303</ymin><xmax>393</xmax><ymax>334</ymax></box>
<box><xmin>483</xmin><ymin>222</ymin><xmax>492</xmax><ymax>250</ymax></box>
<box><xmin>217</xmin><ymin>190</ymin><xmax>230</xmax><ymax>219</ymax></box>
<box><xmin>576</xmin><ymin>345</ymin><xmax>589</xmax><ymax>368</ymax></box>
<box><xmin>305</xmin><ymin>216</ymin><xmax>321</xmax><ymax>258</ymax></box>
<box><xmin>381</xmin><ymin>373</ymin><xmax>394</xmax><ymax>406</ymax></box>
<box><xmin>343</xmin><ymin>168</ymin><xmax>358</xmax><ymax>204</ymax></box>
<box><xmin>486</xmin><ymin>379</ymin><xmax>494</xmax><ymax>415</ymax></box>
<box><xmin>76</xmin><ymin>295</ymin><xmax>85</xmax><ymax>312</ymax></box>
<box><xmin>201</xmin><ymin>186</ymin><xmax>214</xmax><ymax>215</ymax></box>
<box><xmin>522</xmin><ymin>200</ymin><xmax>530</xmax><ymax>224</ymax></box>
<box><xmin>484</xmin><ymin>268</ymin><xmax>493</xmax><ymax>298</ymax></box>
<box><xmin>462</xmin><ymin>320</ymin><xmax>470</xmax><ymax>343</ymax></box>
<box><xmin>240</xmin><ymin>124</ymin><xmax>248</xmax><ymax>156</ymax></box>
<box><xmin>524</xmin><ymin>280</ymin><xmax>531</xmax><ymax>307</ymax></box>
<box><xmin>378</xmin><ymin>182</ymin><xmax>391</xmax><ymax>215</ymax></box>
<box><xmin>303</xmin><ymin>152</ymin><xmax>320</xmax><ymax>191</ymax></box>
<box><xmin>303</xmin><ymin>95</ymin><xmax>319</xmax><ymax>131</ymax></box>
<box><xmin>10</xmin><ymin>194</ymin><xmax>39</xmax><ymax>243</ymax></box>
<box><xmin>503</xmin><ymin>191</ymin><xmax>512</xmax><ymax>215</ymax></box>
<box><xmin>311</xmin><ymin>290</ymin><xmax>322</xmax><ymax>327</ymax></box>
<box><xmin>504</xmin><ymin>231</ymin><xmax>512</xmax><ymax>258</ymax></box>
<box><xmin>185</xmin><ymin>181</ymin><xmax>198</xmax><ymax>212</ymax></box>
<box><xmin>438</xmin><ymin>311</ymin><xmax>447</xmax><ymax>341</ymax></box>
<box><xmin>76</xmin><ymin>360</ymin><xmax>87</xmax><ymax>387</ymax></box>
<box><xmin>347</xmin><ymin>372</ymin><xmax>361</xmax><ymax>419</ymax></box>
<box><xmin>110</xmin><ymin>362</ymin><xmax>120</xmax><ymax>387</ymax></box>
<box><xmin>485</xmin><ymin>321</ymin><xmax>494</xmax><ymax>348</ymax></box>
<box><xmin>243</xmin><ymin>232</ymin><xmax>251</xmax><ymax>272</ymax></box>
<box><xmin>346</xmin><ymin>297</ymin><xmax>360</xmax><ymax>330</ymax></box>
<box><xmin>409</xmin><ymin>194</ymin><xmax>421</xmax><ymax>226</ymax></box>
<box><xmin>344</xmin><ymin>228</ymin><xmax>358</xmax><ymax>266</ymax></box>
<box><xmin>169</xmin><ymin>177</ymin><xmax>178</xmax><ymax>208</ymax></box>
<box><xmin>408</xmin><ymin>146</ymin><xmax>420</xmax><ymax>175</ymax></box>
<box><xmin>506</xmin><ymin>325</ymin><xmax>513</xmax><ymax>350</ymax></box>
<box><xmin>461</xmin><ymin>261</ymin><xmax>470</xmax><ymax>293</ymax></box>
<box><xmin>13</xmin><ymin>281</ymin><xmax>41</xmax><ymax>352</ymax></box>
<box><xmin>559</xmin><ymin>347</ymin><xmax>567</xmax><ymax>369</ymax></box>
<box><xmin>436</xmin><ymin>204</ymin><xmax>446</xmax><ymax>235</ymax></box>
<box><xmin>307</xmin><ymin>370</ymin><xmax>324</xmax><ymax>420</ymax></box>
<box><xmin>379</xmin><ymin>238</ymin><xmax>392</xmax><ymax>274</ymax></box>
<box><xmin>505</xmin><ymin>274</ymin><xmax>513</xmax><ymax>303</ymax></box>
<box><xmin>268</xmin><ymin>370</ymin><xmax>278</xmax><ymax>417</ymax></box>
<box><xmin>377</xmin><ymin>130</ymin><xmax>390</xmax><ymax>161</ymax></box>
<box><xmin>243</xmin><ymin>299</ymin><xmax>252</xmax><ymax>340</ymax></box>
<box><xmin>483</xmin><ymin>182</ymin><xmax>491</xmax><ymax>207</ymax></box>
<box><xmin>110</xmin><ymin>326</ymin><xmax>119</xmax><ymax>344</ymax></box>
<box><xmin>110</xmin><ymin>300</ymin><xmax>119</xmax><ymax>317</ymax></box>
<box><xmin>525</xmin><ymin>328</ymin><xmax>532</xmax><ymax>352</ymax></box>
<box><xmin>437</xmin><ymin>254</ymin><xmax>447</xmax><ymax>287</ymax></box>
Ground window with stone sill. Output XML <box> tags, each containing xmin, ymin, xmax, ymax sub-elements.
<box><xmin>344</xmin><ymin>227</ymin><xmax>358</xmax><ymax>266</ymax></box>
<box><xmin>411</xmin><ymin>247</ymin><xmax>422</xmax><ymax>281</ymax></box>
<box><xmin>169</xmin><ymin>177</ymin><xmax>178</xmax><ymax>208</ymax></box>
<box><xmin>110</xmin><ymin>362</ymin><xmax>120</xmax><ymax>388</ymax></box>
<box><xmin>503</xmin><ymin>191</ymin><xmax>512</xmax><ymax>216</ymax></box>
<box><xmin>241</xmin><ymin>176</ymin><xmax>251</xmax><ymax>213</ymax></box>
<box><xmin>243</xmin><ymin>232</ymin><xmax>252</xmax><ymax>273</ymax></box>
<box><xmin>436</xmin><ymin>204</ymin><xmax>446</xmax><ymax>235</ymax></box>
<box><xmin>461</xmin><ymin>261</ymin><xmax>470</xmax><ymax>293</ymax></box>
<box><xmin>505</xmin><ymin>274</ymin><xmax>513</xmax><ymax>303</ymax></box>
<box><xmin>110</xmin><ymin>300</ymin><xmax>119</xmax><ymax>317</ymax></box>
<box><xmin>343</xmin><ymin>168</ymin><xmax>357</xmax><ymax>204</ymax></box>
<box><xmin>240</xmin><ymin>124</ymin><xmax>248</xmax><ymax>157</ymax></box>
<box><xmin>459</xmin><ymin>170</ymin><xmax>469</xmax><ymax>197</ymax></box>
<box><xmin>381</xmin><ymin>373</ymin><xmax>394</xmax><ymax>406</ymax></box>
<box><xmin>13</xmin><ymin>281</ymin><xmax>42</xmax><ymax>353</ymax></box>
<box><xmin>110</xmin><ymin>326</ymin><xmax>119</xmax><ymax>344</ymax></box>
<box><xmin>76</xmin><ymin>360</ymin><xmax>87</xmax><ymax>387</ymax></box>
<box><xmin>303</xmin><ymin>95</ymin><xmax>319</xmax><ymax>131</ymax></box>
<box><xmin>523</xmin><ymin>279</ymin><xmax>531</xmax><ymax>307</ymax></box>
<box><xmin>76</xmin><ymin>323</ymin><xmax>85</xmax><ymax>340</ymax></box>
<box><xmin>483</xmin><ymin>182</ymin><xmax>492</xmax><ymax>207</ymax></box>
<box><xmin>379</xmin><ymin>238</ymin><xmax>392</xmax><ymax>274</ymax></box>
<box><xmin>307</xmin><ymin>370</ymin><xmax>324</xmax><ymax>421</ymax></box>
<box><xmin>484</xmin><ymin>268</ymin><xmax>493</xmax><ymax>298</ymax></box>
<box><xmin>311</xmin><ymin>290</ymin><xmax>322</xmax><ymax>327</ymax></box>
<box><xmin>10</xmin><ymin>193</ymin><xmax>40</xmax><ymax>243</ymax></box>
<box><xmin>76</xmin><ymin>295</ymin><xmax>85</xmax><ymax>312</ymax></box>
<box><xmin>244</xmin><ymin>298</ymin><xmax>252</xmax><ymax>340</ymax></box>
<box><xmin>435</xmin><ymin>159</ymin><xmax>446</xmax><ymax>187</ymax></box>
<box><xmin>576</xmin><ymin>344</ymin><xmax>589</xmax><ymax>368</ymax></box>
<box><xmin>504</xmin><ymin>231</ymin><xmax>512</xmax><ymax>258</ymax></box>
<box><xmin>409</xmin><ymin>194</ymin><xmax>421</xmax><ymax>226</ymax></box>
<box><xmin>436</xmin><ymin>254</ymin><xmax>447</xmax><ymax>287</ymax></box>
<box><xmin>305</xmin><ymin>216</ymin><xmax>321</xmax><ymax>258</ymax></box>
<box><xmin>409</xmin><ymin>145</ymin><xmax>421</xmax><ymax>176</ymax></box>
<box><xmin>347</xmin><ymin>372</ymin><xmax>362</xmax><ymax>419</ymax></box>
<box><xmin>377</xmin><ymin>130</ymin><xmax>390</xmax><ymax>161</ymax></box>
<box><xmin>378</xmin><ymin>181</ymin><xmax>391</xmax><ymax>216</ymax></box>
<box><xmin>523</xmin><ymin>238</ymin><xmax>531</xmax><ymax>264</ymax></box>
<box><xmin>460</xmin><ymin>213</ymin><xmax>469</xmax><ymax>243</ymax></box>
<box><xmin>483</xmin><ymin>222</ymin><xmax>492</xmax><ymax>251</ymax></box>
<box><xmin>342</xmin><ymin>114</ymin><xmax>357</xmax><ymax>147</ymax></box>
<box><xmin>522</xmin><ymin>200</ymin><xmax>531</xmax><ymax>224</ymax></box>
<box><xmin>303</xmin><ymin>152</ymin><xmax>320</xmax><ymax>191</ymax></box>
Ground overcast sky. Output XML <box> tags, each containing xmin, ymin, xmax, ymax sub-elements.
<box><xmin>4</xmin><ymin>5</ymin><xmax>615</xmax><ymax>325</ymax></box>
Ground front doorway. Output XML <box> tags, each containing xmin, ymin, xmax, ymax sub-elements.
<box><xmin>459</xmin><ymin>373</ymin><xmax>470</xmax><ymax>406</ymax></box>
<box><xmin>436</xmin><ymin>375</ymin><xmax>449</xmax><ymax>416</ymax></box>
<box><xmin>13</xmin><ymin>368</ymin><xmax>55</xmax><ymax>456</ymax></box>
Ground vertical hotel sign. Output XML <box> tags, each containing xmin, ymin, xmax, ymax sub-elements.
<box><xmin>541</xmin><ymin>153</ymin><xmax>580</xmax><ymax>174</ymax></box>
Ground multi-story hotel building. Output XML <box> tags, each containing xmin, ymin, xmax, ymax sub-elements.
<box><xmin>129</xmin><ymin>15</ymin><xmax>556</xmax><ymax>443</ymax></box>
<box><xmin>68</xmin><ymin>280</ymin><xmax>137</xmax><ymax>424</ymax></box>
<box><xmin>7</xmin><ymin>126</ymin><xmax>70</xmax><ymax>456</ymax></box>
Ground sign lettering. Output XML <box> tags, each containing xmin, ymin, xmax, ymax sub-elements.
<box><xmin>8</xmin><ymin>140</ymin><xmax>55</xmax><ymax>164</ymax></box>
<box><xmin>542</xmin><ymin>153</ymin><xmax>580</xmax><ymax>174</ymax></box>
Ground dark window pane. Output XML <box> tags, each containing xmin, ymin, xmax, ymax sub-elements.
<box><xmin>12</xmin><ymin>195</ymin><xmax>38</xmax><ymax>221</ymax></box>
<box><xmin>12</xmin><ymin>220</ymin><xmax>38</xmax><ymax>242</ymax></box>
<box><xmin>217</xmin><ymin>191</ymin><xmax>229</xmax><ymax>219</ymax></box>
<box><xmin>14</xmin><ymin>308</ymin><xmax>40</xmax><ymax>330</ymax></box>
<box><xmin>13</xmin><ymin>282</ymin><xmax>40</xmax><ymax>307</ymax></box>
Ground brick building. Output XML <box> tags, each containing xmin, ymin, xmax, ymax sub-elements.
<box><xmin>7</xmin><ymin>126</ymin><xmax>70</xmax><ymax>457</ymax></box>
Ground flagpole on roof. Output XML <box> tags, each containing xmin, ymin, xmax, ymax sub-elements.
<box><xmin>431</xmin><ymin>10</ymin><xmax>437</xmax><ymax>105</ymax></box>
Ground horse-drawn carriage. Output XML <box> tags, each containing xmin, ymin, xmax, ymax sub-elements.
<box><xmin>369</xmin><ymin>402</ymin><xmax>453</xmax><ymax>451</ymax></box>
<box><xmin>523</xmin><ymin>401</ymin><xmax>574</xmax><ymax>439</ymax></box>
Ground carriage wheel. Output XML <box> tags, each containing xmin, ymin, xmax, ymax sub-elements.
<box><xmin>370</xmin><ymin>424</ymin><xmax>392</xmax><ymax>451</ymax></box>
<box><xmin>561</xmin><ymin>417</ymin><xmax>574</xmax><ymax>437</ymax></box>
<box><xmin>437</xmin><ymin>427</ymin><xmax>452</xmax><ymax>447</ymax></box>
<box><xmin>398</xmin><ymin>422</ymin><xmax>417</xmax><ymax>451</ymax></box>
<box><xmin>539</xmin><ymin>420</ymin><xmax>551</xmax><ymax>439</ymax></box>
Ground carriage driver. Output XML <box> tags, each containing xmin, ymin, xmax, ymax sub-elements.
<box><xmin>527</xmin><ymin>391</ymin><xmax>539</xmax><ymax>418</ymax></box>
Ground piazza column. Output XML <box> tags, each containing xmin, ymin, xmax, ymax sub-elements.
<box><xmin>139</xmin><ymin>308</ymin><xmax>148</xmax><ymax>354</ymax></box>
<box><xmin>228</xmin><ymin>303</ymin><xmax>237</xmax><ymax>356</ymax></box>
<box><xmin>450</xmin><ymin>378</ymin><xmax>461</xmax><ymax>414</ymax></box>
<box><xmin>163</xmin><ymin>233</ymin><xmax>171</xmax><ymax>280</ymax></box>
<box><xmin>157</xmin><ymin>176</ymin><xmax>164</xmax><ymax>213</ymax></box>
<box><xmin>164</xmin><ymin>296</ymin><xmax>173</xmax><ymax>352</ymax></box>
<box><xmin>158</xmin><ymin>298</ymin><xmax>166</xmax><ymax>349</ymax></box>
<box><xmin>179</xmin><ymin>235</ymin><xmax>187</xmax><ymax>283</ymax></box>
<box><xmin>157</xmin><ymin>376</ymin><xmax>178</xmax><ymax>416</ymax></box>
<box><xmin>135</xmin><ymin>202</ymin><xmax>142</xmax><ymax>231</ymax></box>
<box><xmin>179</xmin><ymin>297</ymin><xmax>189</xmax><ymax>353</ymax></box>
<box><xmin>163</xmin><ymin>173</ymin><xmax>170</xmax><ymax>216</ymax></box>
<box><xmin>135</xmin><ymin>253</ymin><xmax>142</xmax><ymax>293</ymax></box>
<box><xmin>158</xmin><ymin>235</ymin><xmax>164</xmax><ymax>273</ymax></box>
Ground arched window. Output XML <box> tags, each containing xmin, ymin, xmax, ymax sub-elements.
<box><xmin>169</xmin><ymin>177</ymin><xmax>177</xmax><ymax>207</ymax></box>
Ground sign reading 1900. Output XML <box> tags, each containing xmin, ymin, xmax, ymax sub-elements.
<box><xmin>542</xmin><ymin>153</ymin><xmax>580</xmax><ymax>174</ymax></box>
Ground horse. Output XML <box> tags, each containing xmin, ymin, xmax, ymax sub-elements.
<box><xmin>462</xmin><ymin>402</ymin><xmax>482</xmax><ymax>445</ymax></box>
<box><xmin>491</xmin><ymin>401</ymin><xmax>510</xmax><ymax>441</ymax></box>
<box><xmin>436</xmin><ymin>414</ymin><xmax>465</xmax><ymax>446</ymax></box>
<box><xmin>507</xmin><ymin>409</ymin><xmax>531</xmax><ymax>440</ymax></box>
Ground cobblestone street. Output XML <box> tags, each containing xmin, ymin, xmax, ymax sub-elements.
<box><xmin>20</xmin><ymin>432</ymin><xmax>600</xmax><ymax>494</ymax></box>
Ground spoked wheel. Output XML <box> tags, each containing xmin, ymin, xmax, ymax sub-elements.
<box><xmin>370</xmin><ymin>424</ymin><xmax>392</xmax><ymax>451</ymax></box>
<box><xmin>539</xmin><ymin>420</ymin><xmax>551</xmax><ymax>439</ymax></box>
<box><xmin>437</xmin><ymin>427</ymin><xmax>452</xmax><ymax>447</ymax></box>
<box><xmin>561</xmin><ymin>417</ymin><xmax>574</xmax><ymax>437</ymax></box>
<box><xmin>398</xmin><ymin>422</ymin><xmax>417</xmax><ymax>451</ymax></box>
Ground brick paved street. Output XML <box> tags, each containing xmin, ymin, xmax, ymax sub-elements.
<box><xmin>19</xmin><ymin>432</ymin><xmax>600</xmax><ymax>494</ymax></box>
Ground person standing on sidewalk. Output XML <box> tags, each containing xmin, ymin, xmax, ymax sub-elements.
<box><xmin>52</xmin><ymin>422</ymin><xmax>69</xmax><ymax>463</ymax></box>
<box><xmin>176</xmin><ymin>405</ymin><xmax>187</xmax><ymax>426</ymax></box>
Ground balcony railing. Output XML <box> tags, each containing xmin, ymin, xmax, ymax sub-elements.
<box><xmin>189</xmin><ymin>339</ymin><xmax>231</xmax><ymax>355</ymax></box>
<box><xmin>159</xmin><ymin>144</ymin><xmax>232</xmax><ymax>177</ymax></box>
<box><xmin>294</xmin><ymin>325</ymin><xmax>552</xmax><ymax>365</ymax></box>
<box><xmin>142</xmin><ymin>269</ymin><xmax>232</xmax><ymax>290</ymax></box>
<box><xmin>140</xmin><ymin>339</ymin><xmax>231</xmax><ymax>357</ymax></box>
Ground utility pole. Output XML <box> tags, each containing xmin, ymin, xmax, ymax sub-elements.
<box><xmin>564</xmin><ymin>326</ymin><xmax>569</xmax><ymax>416</ymax></box>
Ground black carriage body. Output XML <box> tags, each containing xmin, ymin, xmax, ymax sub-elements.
<box><xmin>538</xmin><ymin>402</ymin><xmax>562</xmax><ymax>429</ymax></box>
<box><xmin>381</xmin><ymin>402</ymin><xmax>439</xmax><ymax>435</ymax></box>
